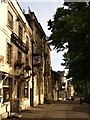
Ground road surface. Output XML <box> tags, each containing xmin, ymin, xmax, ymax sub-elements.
<box><xmin>21</xmin><ymin>100</ymin><xmax>90</xmax><ymax>119</ymax></box>
<box><xmin>2</xmin><ymin>100</ymin><xmax>90</xmax><ymax>120</ymax></box>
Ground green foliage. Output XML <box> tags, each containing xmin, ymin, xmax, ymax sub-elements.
<box><xmin>48</xmin><ymin>1</ymin><xmax>90</xmax><ymax>95</ymax></box>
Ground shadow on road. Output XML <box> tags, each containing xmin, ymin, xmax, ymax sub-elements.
<box><xmin>72</xmin><ymin>104</ymin><xmax>90</xmax><ymax>114</ymax></box>
<box><xmin>2</xmin><ymin>118</ymin><xmax>89</xmax><ymax>120</ymax></box>
<box><xmin>52</xmin><ymin>100</ymin><xmax>90</xmax><ymax>115</ymax></box>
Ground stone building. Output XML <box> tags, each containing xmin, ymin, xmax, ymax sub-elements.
<box><xmin>51</xmin><ymin>70</ymin><xmax>60</xmax><ymax>101</ymax></box>
<box><xmin>51</xmin><ymin>70</ymin><xmax>67</xmax><ymax>101</ymax></box>
<box><xmin>25</xmin><ymin>11</ymin><xmax>52</xmax><ymax>106</ymax></box>
<box><xmin>25</xmin><ymin>11</ymin><xmax>46</xmax><ymax>106</ymax></box>
<box><xmin>57</xmin><ymin>71</ymin><xmax>67</xmax><ymax>100</ymax></box>
<box><xmin>0</xmin><ymin>0</ymin><xmax>51</xmax><ymax>118</ymax></box>
<box><xmin>44</xmin><ymin>38</ymin><xmax>52</xmax><ymax>101</ymax></box>
<box><xmin>0</xmin><ymin>0</ymin><xmax>31</xmax><ymax>118</ymax></box>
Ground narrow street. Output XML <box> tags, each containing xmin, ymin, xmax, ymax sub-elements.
<box><xmin>2</xmin><ymin>100</ymin><xmax>90</xmax><ymax>120</ymax></box>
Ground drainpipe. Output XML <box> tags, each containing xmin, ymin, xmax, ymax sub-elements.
<box><xmin>31</xmin><ymin>40</ymin><xmax>34</xmax><ymax>107</ymax></box>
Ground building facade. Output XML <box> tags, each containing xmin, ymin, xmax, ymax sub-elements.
<box><xmin>51</xmin><ymin>70</ymin><xmax>67</xmax><ymax>101</ymax></box>
<box><xmin>44</xmin><ymin>38</ymin><xmax>52</xmax><ymax>101</ymax></box>
<box><xmin>51</xmin><ymin>70</ymin><xmax>60</xmax><ymax>101</ymax></box>
<box><xmin>0</xmin><ymin>0</ymin><xmax>51</xmax><ymax>118</ymax></box>
<box><xmin>25</xmin><ymin>11</ymin><xmax>46</xmax><ymax>106</ymax></box>
<box><xmin>0</xmin><ymin>0</ymin><xmax>32</xmax><ymax>118</ymax></box>
<box><xmin>57</xmin><ymin>71</ymin><xmax>67</xmax><ymax>100</ymax></box>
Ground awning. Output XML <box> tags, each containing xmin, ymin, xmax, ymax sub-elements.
<box><xmin>0</xmin><ymin>71</ymin><xmax>8</xmax><ymax>81</ymax></box>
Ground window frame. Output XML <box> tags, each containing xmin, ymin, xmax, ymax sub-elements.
<box><xmin>7</xmin><ymin>43</ymin><xmax>12</xmax><ymax>64</ymax></box>
<box><xmin>26</xmin><ymin>55</ymin><xmax>29</xmax><ymax>65</ymax></box>
<box><xmin>26</xmin><ymin>36</ymin><xmax>29</xmax><ymax>48</ymax></box>
<box><xmin>8</xmin><ymin>10</ymin><xmax>13</xmax><ymax>30</ymax></box>
<box><xmin>18</xmin><ymin>51</ymin><xmax>22</xmax><ymax>63</ymax></box>
<box><xmin>18</xmin><ymin>25</ymin><xmax>23</xmax><ymax>40</ymax></box>
<box><xmin>23</xmin><ymin>81</ymin><xmax>29</xmax><ymax>98</ymax></box>
<box><xmin>3</xmin><ymin>77</ymin><xmax>11</xmax><ymax>102</ymax></box>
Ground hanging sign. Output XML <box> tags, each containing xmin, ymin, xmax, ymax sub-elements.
<box><xmin>33</xmin><ymin>54</ymin><xmax>41</xmax><ymax>66</ymax></box>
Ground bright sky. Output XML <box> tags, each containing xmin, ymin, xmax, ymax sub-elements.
<box><xmin>19</xmin><ymin>0</ymin><xmax>65</xmax><ymax>71</ymax></box>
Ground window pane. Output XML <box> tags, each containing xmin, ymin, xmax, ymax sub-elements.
<box><xmin>24</xmin><ymin>88</ymin><xmax>28</xmax><ymax>98</ymax></box>
<box><xmin>19</xmin><ymin>26</ymin><xmax>22</xmax><ymax>40</ymax></box>
<box><xmin>7</xmin><ymin>43</ymin><xmax>11</xmax><ymax>64</ymax></box>
<box><xmin>23</xmin><ymin>82</ymin><xmax>28</xmax><ymax>98</ymax></box>
<box><xmin>0</xmin><ymin>89</ymin><xmax>3</xmax><ymax>95</ymax></box>
<box><xmin>26</xmin><ymin>56</ymin><xmax>29</xmax><ymax>65</ymax></box>
<box><xmin>18</xmin><ymin>51</ymin><xmax>22</xmax><ymax>63</ymax></box>
<box><xmin>3</xmin><ymin>78</ymin><xmax>10</xmax><ymax>86</ymax></box>
<box><xmin>26</xmin><ymin>36</ymin><xmax>29</xmax><ymax>48</ymax></box>
<box><xmin>8</xmin><ymin>11</ymin><xmax>13</xmax><ymax>29</ymax></box>
<box><xmin>3</xmin><ymin>88</ymin><xmax>10</xmax><ymax>102</ymax></box>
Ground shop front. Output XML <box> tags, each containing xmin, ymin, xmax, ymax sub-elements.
<box><xmin>0</xmin><ymin>63</ymin><xmax>13</xmax><ymax>118</ymax></box>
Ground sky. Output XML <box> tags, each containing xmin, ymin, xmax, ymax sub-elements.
<box><xmin>18</xmin><ymin>0</ymin><xmax>66</xmax><ymax>71</ymax></box>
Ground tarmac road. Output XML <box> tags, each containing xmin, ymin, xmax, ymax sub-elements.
<box><xmin>21</xmin><ymin>100</ymin><xmax>90</xmax><ymax>119</ymax></box>
<box><xmin>2</xmin><ymin>100</ymin><xmax>90</xmax><ymax>120</ymax></box>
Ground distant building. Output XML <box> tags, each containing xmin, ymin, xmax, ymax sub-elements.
<box><xmin>51</xmin><ymin>70</ymin><xmax>68</xmax><ymax>101</ymax></box>
<box><xmin>44</xmin><ymin>38</ymin><xmax>52</xmax><ymax>101</ymax></box>
<box><xmin>57</xmin><ymin>71</ymin><xmax>67</xmax><ymax>100</ymax></box>
<box><xmin>51</xmin><ymin>70</ymin><xmax>61</xmax><ymax>101</ymax></box>
<box><xmin>67</xmin><ymin>78</ymin><xmax>75</xmax><ymax>100</ymax></box>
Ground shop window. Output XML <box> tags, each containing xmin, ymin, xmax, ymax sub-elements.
<box><xmin>7</xmin><ymin>43</ymin><xmax>11</xmax><ymax>64</ymax></box>
<box><xmin>8</xmin><ymin>11</ymin><xmax>13</xmax><ymax>30</ymax></box>
<box><xmin>0</xmin><ymin>89</ymin><xmax>3</xmax><ymax>95</ymax></box>
<box><xmin>3</xmin><ymin>78</ymin><xmax>10</xmax><ymax>102</ymax></box>
<box><xmin>3</xmin><ymin>77</ymin><xmax>10</xmax><ymax>86</ymax></box>
<box><xmin>0</xmin><ymin>73</ymin><xmax>5</xmax><ymax>80</ymax></box>
<box><xmin>23</xmin><ymin>81</ymin><xmax>28</xmax><ymax>98</ymax></box>
<box><xmin>3</xmin><ymin>88</ymin><xmax>10</xmax><ymax>102</ymax></box>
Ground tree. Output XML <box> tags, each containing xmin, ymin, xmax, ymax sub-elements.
<box><xmin>48</xmin><ymin>2</ymin><xmax>90</xmax><ymax>97</ymax></box>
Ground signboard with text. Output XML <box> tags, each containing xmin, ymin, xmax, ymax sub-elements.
<box><xmin>10</xmin><ymin>98</ymin><xmax>20</xmax><ymax>113</ymax></box>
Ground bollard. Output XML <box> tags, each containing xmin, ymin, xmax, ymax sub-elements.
<box><xmin>80</xmin><ymin>98</ymin><xmax>83</xmax><ymax>104</ymax></box>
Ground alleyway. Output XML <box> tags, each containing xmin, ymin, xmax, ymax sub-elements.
<box><xmin>2</xmin><ymin>100</ymin><xmax>90</xmax><ymax>120</ymax></box>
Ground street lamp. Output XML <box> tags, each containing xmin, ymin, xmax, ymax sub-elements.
<box><xmin>31</xmin><ymin>39</ymin><xmax>34</xmax><ymax>107</ymax></box>
<box><xmin>44</xmin><ymin>52</ymin><xmax>48</xmax><ymax>101</ymax></box>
